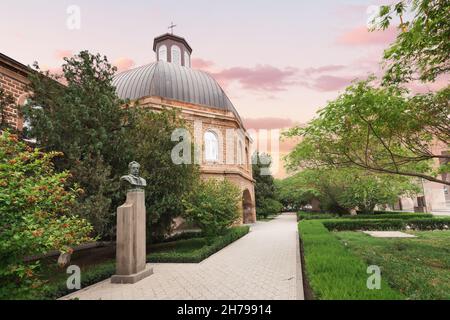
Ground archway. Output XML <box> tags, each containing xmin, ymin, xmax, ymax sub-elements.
<box><xmin>242</xmin><ymin>189</ymin><xmax>254</xmax><ymax>224</ymax></box>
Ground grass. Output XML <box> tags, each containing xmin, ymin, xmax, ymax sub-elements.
<box><xmin>27</xmin><ymin>226</ymin><xmax>250</xmax><ymax>300</ymax></box>
<box><xmin>335</xmin><ymin>230</ymin><xmax>450</xmax><ymax>300</ymax></box>
<box><xmin>298</xmin><ymin>220</ymin><xmax>403</xmax><ymax>300</ymax></box>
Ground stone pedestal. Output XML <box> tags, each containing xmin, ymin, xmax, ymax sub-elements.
<box><xmin>111</xmin><ymin>190</ymin><xmax>153</xmax><ymax>284</ymax></box>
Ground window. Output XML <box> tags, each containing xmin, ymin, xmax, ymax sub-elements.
<box><xmin>237</xmin><ymin>140</ymin><xmax>244</xmax><ymax>165</ymax></box>
<box><xmin>171</xmin><ymin>45</ymin><xmax>181</xmax><ymax>66</ymax></box>
<box><xmin>158</xmin><ymin>45</ymin><xmax>167</xmax><ymax>62</ymax></box>
<box><xmin>184</xmin><ymin>51</ymin><xmax>190</xmax><ymax>67</ymax></box>
<box><xmin>204</xmin><ymin>131</ymin><xmax>219</xmax><ymax>162</ymax></box>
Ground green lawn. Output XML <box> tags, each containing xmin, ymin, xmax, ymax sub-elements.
<box><xmin>335</xmin><ymin>230</ymin><xmax>450</xmax><ymax>300</ymax></box>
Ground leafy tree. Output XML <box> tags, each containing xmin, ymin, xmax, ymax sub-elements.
<box><xmin>285</xmin><ymin>79</ymin><xmax>449</xmax><ymax>185</ymax></box>
<box><xmin>0</xmin><ymin>87</ymin><xmax>16</xmax><ymax>131</ymax></box>
<box><xmin>372</xmin><ymin>0</ymin><xmax>450</xmax><ymax>84</ymax></box>
<box><xmin>0</xmin><ymin>131</ymin><xmax>93</xmax><ymax>299</ymax></box>
<box><xmin>288</xmin><ymin>168</ymin><xmax>418</xmax><ymax>214</ymax></box>
<box><xmin>126</xmin><ymin>108</ymin><xmax>199</xmax><ymax>241</ymax></box>
<box><xmin>275</xmin><ymin>175</ymin><xmax>318</xmax><ymax>211</ymax></box>
<box><xmin>22</xmin><ymin>51</ymin><xmax>132</xmax><ymax>238</ymax></box>
<box><xmin>252</xmin><ymin>153</ymin><xmax>280</xmax><ymax>218</ymax></box>
<box><xmin>183</xmin><ymin>179</ymin><xmax>241</xmax><ymax>237</ymax></box>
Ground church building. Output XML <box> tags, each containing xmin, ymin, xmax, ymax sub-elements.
<box><xmin>113</xmin><ymin>33</ymin><xmax>257</xmax><ymax>223</ymax></box>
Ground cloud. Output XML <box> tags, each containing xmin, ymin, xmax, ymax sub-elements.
<box><xmin>212</xmin><ymin>65</ymin><xmax>299</xmax><ymax>92</ymax></box>
<box><xmin>114</xmin><ymin>57</ymin><xmax>135</xmax><ymax>73</ymax></box>
<box><xmin>243</xmin><ymin>117</ymin><xmax>295</xmax><ymax>130</ymax></box>
<box><xmin>308</xmin><ymin>75</ymin><xmax>357</xmax><ymax>92</ymax></box>
<box><xmin>191</xmin><ymin>58</ymin><xmax>215</xmax><ymax>71</ymax></box>
<box><xmin>303</xmin><ymin>65</ymin><xmax>346</xmax><ymax>76</ymax></box>
<box><xmin>55</xmin><ymin>50</ymin><xmax>73</xmax><ymax>60</ymax></box>
<box><xmin>337</xmin><ymin>26</ymin><xmax>397</xmax><ymax>46</ymax></box>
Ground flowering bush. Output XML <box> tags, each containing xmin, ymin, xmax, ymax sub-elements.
<box><xmin>183</xmin><ymin>179</ymin><xmax>241</xmax><ymax>237</ymax></box>
<box><xmin>0</xmin><ymin>131</ymin><xmax>93</xmax><ymax>299</ymax></box>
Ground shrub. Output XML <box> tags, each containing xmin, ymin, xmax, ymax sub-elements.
<box><xmin>257</xmin><ymin>198</ymin><xmax>283</xmax><ymax>218</ymax></box>
<box><xmin>298</xmin><ymin>220</ymin><xmax>403</xmax><ymax>299</ymax></box>
<box><xmin>0</xmin><ymin>132</ymin><xmax>93</xmax><ymax>299</ymax></box>
<box><xmin>323</xmin><ymin>218</ymin><xmax>450</xmax><ymax>231</ymax></box>
<box><xmin>183</xmin><ymin>179</ymin><xmax>241</xmax><ymax>236</ymax></box>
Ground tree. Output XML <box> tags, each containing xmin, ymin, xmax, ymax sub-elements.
<box><xmin>252</xmin><ymin>153</ymin><xmax>280</xmax><ymax>218</ymax></box>
<box><xmin>285</xmin><ymin>79</ymin><xmax>449</xmax><ymax>185</ymax></box>
<box><xmin>372</xmin><ymin>0</ymin><xmax>450</xmax><ymax>84</ymax></box>
<box><xmin>22</xmin><ymin>51</ymin><xmax>132</xmax><ymax>238</ymax></box>
<box><xmin>0</xmin><ymin>131</ymin><xmax>93</xmax><ymax>298</ymax></box>
<box><xmin>126</xmin><ymin>108</ymin><xmax>199</xmax><ymax>241</ymax></box>
<box><xmin>287</xmin><ymin>168</ymin><xmax>418</xmax><ymax>214</ymax></box>
<box><xmin>275</xmin><ymin>175</ymin><xmax>318</xmax><ymax>211</ymax></box>
<box><xmin>183</xmin><ymin>179</ymin><xmax>241</xmax><ymax>237</ymax></box>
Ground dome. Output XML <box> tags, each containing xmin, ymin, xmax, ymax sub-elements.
<box><xmin>112</xmin><ymin>61</ymin><xmax>241</xmax><ymax>121</ymax></box>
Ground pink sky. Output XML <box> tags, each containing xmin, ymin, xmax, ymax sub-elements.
<box><xmin>1</xmin><ymin>0</ymin><xmax>415</xmax><ymax>177</ymax></box>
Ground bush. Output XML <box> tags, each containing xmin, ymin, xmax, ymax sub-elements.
<box><xmin>297</xmin><ymin>211</ymin><xmax>431</xmax><ymax>221</ymax></box>
<box><xmin>323</xmin><ymin>218</ymin><xmax>450</xmax><ymax>231</ymax></box>
<box><xmin>0</xmin><ymin>132</ymin><xmax>93</xmax><ymax>299</ymax></box>
<box><xmin>298</xmin><ymin>220</ymin><xmax>402</xmax><ymax>299</ymax></box>
<box><xmin>257</xmin><ymin>198</ymin><xmax>283</xmax><ymax>218</ymax></box>
<box><xmin>183</xmin><ymin>179</ymin><xmax>241</xmax><ymax>236</ymax></box>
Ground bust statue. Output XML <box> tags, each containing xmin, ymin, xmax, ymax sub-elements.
<box><xmin>121</xmin><ymin>161</ymin><xmax>147</xmax><ymax>190</ymax></box>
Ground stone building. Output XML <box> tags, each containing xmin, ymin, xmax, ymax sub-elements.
<box><xmin>113</xmin><ymin>33</ymin><xmax>257</xmax><ymax>223</ymax></box>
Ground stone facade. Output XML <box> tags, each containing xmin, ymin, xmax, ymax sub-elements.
<box><xmin>136</xmin><ymin>96</ymin><xmax>257</xmax><ymax>223</ymax></box>
<box><xmin>0</xmin><ymin>53</ymin><xmax>30</xmax><ymax>130</ymax></box>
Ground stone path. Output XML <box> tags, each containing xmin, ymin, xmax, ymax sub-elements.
<box><xmin>62</xmin><ymin>213</ymin><xmax>303</xmax><ymax>300</ymax></box>
<box><xmin>363</xmin><ymin>231</ymin><xmax>417</xmax><ymax>238</ymax></box>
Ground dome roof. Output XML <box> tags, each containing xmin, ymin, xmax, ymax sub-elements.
<box><xmin>112</xmin><ymin>61</ymin><xmax>241</xmax><ymax>121</ymax></box>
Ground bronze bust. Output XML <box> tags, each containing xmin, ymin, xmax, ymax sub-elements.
<box><xmin>121</xmin><ymin>161</ymin><xmax>147</xmax><ymax>190</ymax></box>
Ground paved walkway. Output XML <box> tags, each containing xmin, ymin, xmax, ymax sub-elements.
<box><xmin>62</xmin><ymin>213</ymin><xmax>303</xmax><ymax>300</ymax></box>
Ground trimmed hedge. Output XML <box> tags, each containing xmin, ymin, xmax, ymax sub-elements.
<box><xmin>298</xmin><ymin>220</ymin><xmax>403</xmax><ymax>299</ymax></box>
<box><xmin>323</xmin><ymin>218</ymin><xmax>450</xmax><ymax>231</ymax></box>
<box><xmin>297</xmin><ymin>211</ymin><xmax>432</xmax><ymax>221</ymax></box>
<box><xmin>148</xmin><ymin>226</ymin><xmax>250</xmax><ymax>263</ymax></box>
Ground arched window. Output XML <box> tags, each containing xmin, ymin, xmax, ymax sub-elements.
<box><xmin>171</xmin><ymin>45</ymin><xmax>181</xmax><ymax>66</ymax></box>
<box><xmin>158</xmin><ymin>45</ymin><xmax>167</xmax><ymax>62</ymax></box>
<box><xmin>184</xmin><ymin>51</ymin><xmax>190</xmax><ymax>67</ymax></box>
<box><xmin>204</xmin><ymin>131</ymin><xmax>219</xmax><ymax>162</ymax></box>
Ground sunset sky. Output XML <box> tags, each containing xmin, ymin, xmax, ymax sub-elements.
<box><xmin>1</xmin><ymin>0</ymin><xmax>408</xmax><ymax>177</ymax></box>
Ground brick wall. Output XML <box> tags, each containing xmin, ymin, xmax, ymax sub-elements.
<box><xmin>0</xmin><ymin>60</ymin><xmax>30</xmax><ymax>130</ymax></box>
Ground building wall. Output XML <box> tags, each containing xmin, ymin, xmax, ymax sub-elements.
<box><xmin>137</xmin><ymin>96</ymin><xmax>257</xmax><ymax>223</ymax></box>
<box><xmin>0</xmin><ymin>61</ymin><xmax>29</xmax><ymax>130</ymax></box>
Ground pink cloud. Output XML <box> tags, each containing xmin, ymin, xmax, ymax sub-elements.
<box><xmin>114</xmin><ymin>57</ymin><xmax>135</xmax><ymax>73</ymax></box>
<box><xmin>303</xmin><ymin>65</ymin><xmax>346</xmax><ymax>76</ymax></box>
<box><xmin>309</xmin><ymin>75</ymin><xmax>357</xmax><ymax>92</ymax></box>
<box><xmin>212</xmin><ymin>65</ymin><xmax>298</xmax><ymax>92</ymax></box>
<box><xmin>192</xmin><ymin>58</ymin><xmax>215</xmax><ymax>71</ymax></box>
<box><xmin>243</xmin><ymin>117</ymin><xmax>295</xmax><ymax>130</ymax></box>
<box><xmin>337</xmin><ymin>26</ymin><xmax>398</xmax><ymax>46</ymax></box>
<box><xmin>55</xmin><ymin>50</ymin><xmax>73</xmax><ymax>60</ymax></box>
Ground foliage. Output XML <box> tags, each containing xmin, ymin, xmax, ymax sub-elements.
<box><xmin>372</xmin><ymin>0</ymin><xmax>450</xmax><ymax>84</ymax></box>
<box><xmin>126</xmin><ymin>108</ymin><xmax>199</xmax><ymax>241</ymax></box>
<box><xmin>285</xmin><ymin>79</ymin><xmax>449</xmax><ymax>185</ymax></box>
<box><xmin>298</xmin><ymin>220</ymin><xmax>403</xmax><ymax>299</ymax></box>
<box><xmin>0</xmin><ymin>131</ymin><xmax>93</xmax><ymax>299</ymax></box>
<box><xmin>252</xmin><ymin>153</ymin><xmax>280</xmax><ymax>217</ymax></box>
<box><xmin>275</xmin><ymin>175</ymin><xmax>318</xmax><ymax>211</ymax></box>
<box><xmin>336</xmin><ymin>230</ymin><xmax>450</xmax><ymax>300</ymax></box>
<box><xmin>22</xmin><ymin>51</ymin><xmax>132</xmax><ymax>238</ymax></box>
<box><xmin>286</xmin><ymin>168</ymin><xmax>418</xmax><ymax>214</ymax></box>
<box><xmin>256</xmin><ymin>198</ymin><xmax>283</xmax><ymax>219</ymax></box>
<box><xmin>323</xmin><ymin>217</ymin><xmax>450</xmax><ymax>232</ymax></box>
<box><xmin>183</xmin><ymin>179</ymin><xmax>241</xmax><ymax>237</ymax></box>
<box><xmin>0</xmin><ymin>87</ymin><xmax>16</xmax><ymax>131</ymax></box>
<box><xmin>297</xmin><ymin>211</ymin><xmax>431</xmax><ymax>221</ymax></box>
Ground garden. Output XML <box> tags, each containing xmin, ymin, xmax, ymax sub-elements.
<box><xmin>297</xmin><ymin>211</ymin><xmax>450</xmax><ymax>300</ymax></box>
